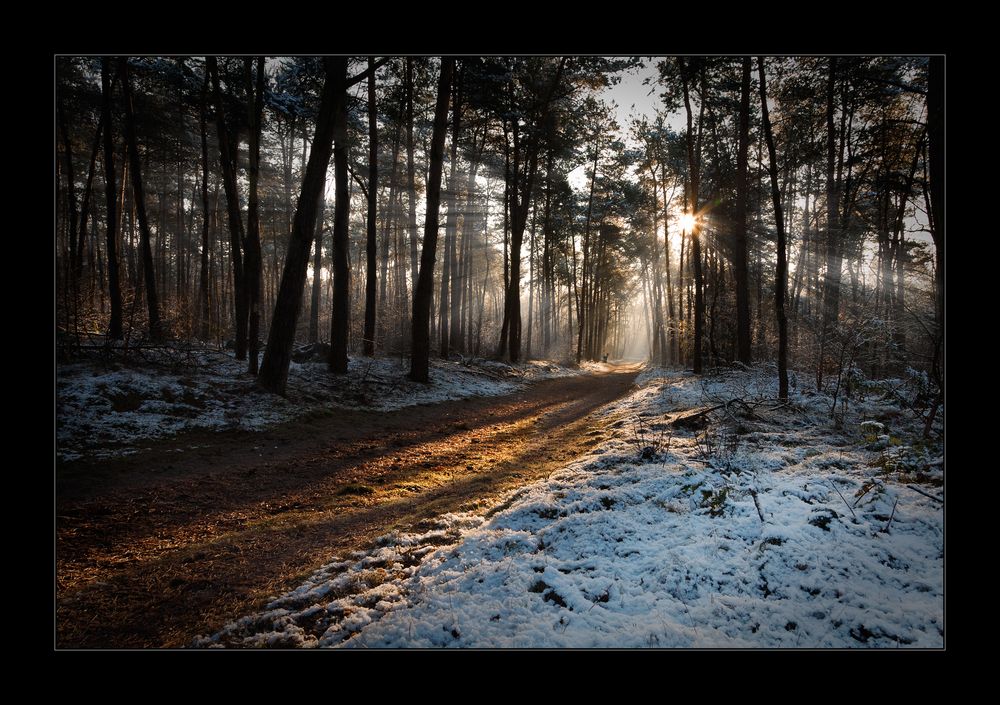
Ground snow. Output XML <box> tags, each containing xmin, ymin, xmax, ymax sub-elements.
<box><xmin>199</xmin><ymin>365</ymin><xmax>943</xmax><ymax>649</ymax></box>
<box><xmin>56</xmin><ymin>349</ymin><xmax>582</xmax><ymax>462</ymax></box>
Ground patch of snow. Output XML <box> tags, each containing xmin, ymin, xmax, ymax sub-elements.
<box><xmin>202</xmin><ymin>366</ymin><xmax>943</xmax><ymax>649</ymax></box>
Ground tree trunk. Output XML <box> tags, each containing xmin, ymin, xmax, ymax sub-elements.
<box><xmin>329</xmin><ymin>58</ymin><xmax>351</xmax><ymax>374</ymax></box>
<box><xmin>577</xmin><ymin>144</ymin><xmax>599</xmax><ymax>363</ymax></box>
<box><xmin>733</xmin><ymin>57</ymin><xmax>753</xmax><ymax>365</ymax></box>
<box><xmin>758</xmin><ymin>57</ymin><xmax>788</xmax><ymax>399</ymax></box>
<box><xmin>245</xmin><ymin>56</ymin><xmax>265</xmax><ymax>375</ymax></box>
<box><xmin>927</xmin><ymin>56</ymin><xmax>944</xmax><ymax>388</ymax></box>
<box><xmin>526</xmin><ymin>204</ymin><xmax>536</xmax><ymax>360</ymax></box>
<box><xmin>679</xmin><ymin>58</ymin><xmax>705</xmax><ymax>374</ymax></box>
<box><xmin>207</xmin><ymin>56</ymin><xmax>247</xmax><ymax>359</ymax></box>
<box><xmin>308</xmin><ymin>175</ymin><xmax>326</xmax><ymax>342</ymax></box>
<box><xmin>363</xmin><ymin>56</ymin><xmax>378</xmax><ymax>357</ymax></box>
<box><xmin>198</xmin><ymin>69</ymin><xmax>212</xmax><ymax>341</ymax></box>
<box><xmin>378</xmin><ymin>89</ymin><xmax>402</xmax><ymax>346</ymax></box>
<box><xmin>410</xmin><ymin>58</ymin><xmax>454</xmax><ymax>382</ymax></box>
<box><xmin>660</xmin><ymin>165</ymin><xmax>676</xmax><ymax>366</ymax></box>
<box><xmin>258</xmin><ymin>58</ymin><xmax>340</xmax><ymax>395</ymax></box>
<box><xmin>405</xmin><ymin>58</ymin><xmax>420</xmax><ymax>289</ymax></box>
<box><xmin>57</xmin><ymin>101</ymin><xmax>80</xmax><ymax>297</ymax></box>
<box><xmin>119</xmin><ymin>57</ymin><xmax>162</xmax><ymax>341</ymax></box>
<box><xmin>448</xmin><ymin>88</ymin><xmax>468</xmax><ymax>358</ymax></box>
<box><xmin>101</xmin><ymin>57</ymin><xmax>122</xmax><ymax>340</ymax></box>
<box><xmin>819</xmin><ymin>57</ymin><xmax>841</xmax><ymax>390</ymax></box>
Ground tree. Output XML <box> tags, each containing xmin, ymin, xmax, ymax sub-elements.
<box><xmin>819</xmin><ymin>57</ymin><xmax>842</xmax><ymax>389</ymax></box>
<box><xmin>363</xmin><ymin>56</ymin><xmax>379</xmax><ymax>357</ymax></box>
<box><xmin>328</xmin><ymin>57</ymin><xmax>351</xmax><ymax>374</ymax></box>
<box><xmin>757</xmin><ymin>57</ymin><xmax>789</xmax><ymax>399</ymax></box>
<box><xmin>197</xmin><ymin>68</ymin><xmax>212</xmax><ymax>341</ymax></box>
<box><xmin>100</xmin><ymin>58</ymin><xmax>124</xmax><ymax>340</ymax></box>
<box><xmin>410</xmin><ymin>58</ymin><xmax>454</xmax><ymax>382</ymax></box>
<box><xmin>245</xmin><ymin>56</ymin><xmax>265</xmax><ymax>375</ymax></box>
<box><xmin>927</xmin><ymin>56</ymin><xmax>943</xmax><ymax>372</ymax></box>
<box><xmin>119</xmin><ymin>57</ymin><xmax>162</xmax><ymax>341</ymax></box>
<box><xmin>498</xmin><ymin>57</ymin><xmax>566</xmax><ymax>363</ymax></box>
<box><xmin>258</xmin><ymin>58</ymin><xmax>340</xmax><ymax>395</ymax></box>
<box><xmin>733</xmin><ymin>57</ymin><xmax>752</xmax><ymax>365</ymax></box>
<box><xmin>207</xmin><ymin>56</ymin><xmax>248</xmax><ymax>359</ymax></box>
<box><xmin>678</xmin><ymin>57</ymin><xmax>705</xmax><ymax>374</ymax></box>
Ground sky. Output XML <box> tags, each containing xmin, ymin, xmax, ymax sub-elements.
<box><xmin>568</xmin><ymin>60</ymin><xmax>675</xmax><ymax>192</ymax></box>
<box><xmin>603</xmin><ymin>60</ymin><xmax>669</xmax><ymax>132</ymax></box>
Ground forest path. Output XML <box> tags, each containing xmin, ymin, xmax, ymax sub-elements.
<box><xmin>57</xmin><ymin>361</ymin><xmax>642</xmax><ymax>648</ymax></box>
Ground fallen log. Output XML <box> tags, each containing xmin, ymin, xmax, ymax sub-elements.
<box><xmin>669</xmin><ymin>404</ymin><xmax>725</xmax><ymax>429</ymax></box>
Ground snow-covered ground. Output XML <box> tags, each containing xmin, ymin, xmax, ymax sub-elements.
<box><xmin>56</xmin><ymin>349</ymin><xmax>581</xmax><ymax>462</ymax></box>
<box><xmin>199</xmin><ymin>366</ymin><xmax>944</xmax><ymax>648</ymax></box>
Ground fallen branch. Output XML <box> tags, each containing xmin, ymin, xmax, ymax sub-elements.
<box><xmin>853</xmin><ymin>480</ymin><xmax>882</xmax><ymax>508</ymax></box>
<box><xmin>670</xmin><ymin>404</ymin><xmax>725</xmax><ymax>428</ymax></box>
<box><xmin>828</xmin><ymin>480</ymin><xmax>858</xmax><ymax>523</ymax></box>
<box><xmin>882</xmin><ymin>497</ymin><xmax>899</xmax><ymax>534</ymax></box>
<box><xmin>906</xmin><ymin>484</ymin><xmax>944</xmax><ymax>504</ymax></box>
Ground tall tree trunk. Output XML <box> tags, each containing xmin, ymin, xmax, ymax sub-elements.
<box><xmin>259</xmin><ymin>58</ymin><xmax>340</xmax><ymax>395</ymax></box>
<box><xmin>441</xmin><ymin>70</ymin><xmax>463</xmax><ymax>359</ymax></box>
<box><xmin>363</xmin><ymin>57</ymin><xmax>379</xmax><ymax>357</ymax></box>
<box><xmin>378</xmin><ymin>89</ymin><xmax>402</xmax><ymax>345</ymax></box>
<box><xmin>245</xmin><ymin>56</ymin><xmax>265</xmax><ymax>375</ymax></box>
<box><xmin>308</xmin><ymin>176</ymin><xmax>326</xmax><ymax>342</ymax></box>
<box><xmin>679</xmin><ymin>58</ymin><xmax>705</xmax><ymax>374</ymax></box>
<box><xmin>733</xmin><ymin>57</ymin><xmax>753</xmax><ymax>365</ymax></box>
<box><xmin>198</xmin><ymin>69</ymin><xmax>212</xmax><ymax>341</ymax></box>
<box><xmin>526</xmin><ymin>205</ymin><xmax>536</xmax><ymax>359</ymax></box>
<box><xmin>819</xmin><ymin>57</ymin><xmax>841</xmax><ymax>390</ymax></box>
<box><xmin>439</xmin><ymin>184</ymin><xmax>453</xmax><ymax>357</ymax></box>
<box><xmin>405</xmin><ymin>58</ymin><xmax>420</xmax><ymax>289</ymax></box>
<box><xmin>101</xmin><ymin>60</ymin><xmax>124</xmax><ymax>339</ymax></box>
<box><xmin>758</xmin><ymin>57</ymin><xmax>788</xmax><ymax>399</ymax></box>
<box><xmin>57</xmin><ymin>101</ymin><xmax>80</xmax><ymax>298</ymax></box>
<box><xmin>577</xmin><ymin>143</ymin><xmax>599</xmax><ymax>363</ymax></box>
<box><xmin>119</xmin><ymin>57</ymin><xmax>161</xmax><ymax>340</ymax></box>
<box><xmin>927</xmin><ymin>56</ymin><xmax>944</xmax><ymax>388</ymax></box>
<box><xmin>498</xmin><ymin>124</ymin><xmax>512</xmax><ymax>357</ymax></box>
<box><xmin>73</xmin><ymin>111</ymin><xmax>105</xmax><ymax>335</ymax></box>
<box><xmin>329</xmin><ymin>58</ymin><xmax>351</xmax><ymax>374</ymax></box>
<box><xmin>207</xmin><ymin>56</ymin><xmax>247</xmax><ymax>359</ymax></box>
<box><xmin>448</xmin><ymin>88</ymin><xmax>467</xmax><ymax>357</ymax></box>
<box><xmin>410</xmin><ymin>58</ymin><xmax>454</xmax><ymax>382</ymax></box>
<box><xmin>660</xmin><ymin>165</ymin><xmax>676</xmax><ymax>366</ymax></box>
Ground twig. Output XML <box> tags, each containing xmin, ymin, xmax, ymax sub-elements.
<box><xmin>853</xmin><ymin>481</ymin><xmax>880</xmax><ymax>508</ymax></box>
<box><xmin>882</xmin><ymin>497</ymin><xmax>899</xmax><ymax>534</ymax></box>
<box><xmin>749</xmin><ymin>488</ymin><xmax>765</xmax><ymax>523</ymax></box>
<box><xmin>906</xmin><ymin>484</ymin><xmax>944</xmax><ymax>504</ymax></box>
<box><xmin>828</xmin><ymin>480</ymin><xmax>858</xmax><ymax>523</ymax></box>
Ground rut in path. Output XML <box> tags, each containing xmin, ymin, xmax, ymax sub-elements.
<box><xmin>56</xmin><ymin>363</ymin><xmax>641</xmax><ymax>648</ymax></box>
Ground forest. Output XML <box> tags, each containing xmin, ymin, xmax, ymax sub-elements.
<box><xmin>55</xmin><ymin>56</ymin><xmax>945</xmax><ymax>649</ymax></box>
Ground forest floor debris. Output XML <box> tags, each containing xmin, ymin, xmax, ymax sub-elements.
<box><xmin>201</xmin><ymin>366</ymin><xmax>943</xmax><ymax>648</ymax></box>
<box><xmin>56</xmin><ymin>346</ymin><xmax>582</xmax><ymax>462</ymax></box>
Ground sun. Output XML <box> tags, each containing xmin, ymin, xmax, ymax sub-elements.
<box><xmin>678</xmin><ymin>213</ymin><xmax>697</xmax><ymax>232</ymax></box>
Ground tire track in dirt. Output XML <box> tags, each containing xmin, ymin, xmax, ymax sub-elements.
<box><xmin>56</xmin><ymin>363</ymin><xmax>641</xmax><ymax>648</ymax></box>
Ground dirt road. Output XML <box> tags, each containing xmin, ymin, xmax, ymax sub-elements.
<box><xmin>56</xmin><ymin>363</ymin><xmax>641</xmax><ymax>648</ymax></box>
